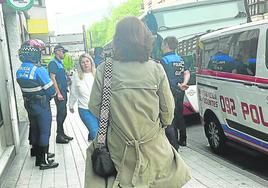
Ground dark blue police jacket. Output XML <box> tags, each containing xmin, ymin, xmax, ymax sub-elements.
<box><xmin>16</xmin><ymin>62</ymin><xmax>56</xmax><ymax>101</ymax></box>
<box><xmin>161</xmin><ymin>52</ymin><xmax>188</xmax><ymax>93</ymax></box>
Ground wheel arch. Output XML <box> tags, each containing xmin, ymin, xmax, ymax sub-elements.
<box><xmin>203</xmin><ymin>109</ymin><xmax>225</xmax><ymax>138</ymax></box>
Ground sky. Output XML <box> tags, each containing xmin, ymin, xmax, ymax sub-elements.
<box><xmin>45</xmin><ymin>0</ymin><xmax>127</xmax><ymax>34</ymax></box>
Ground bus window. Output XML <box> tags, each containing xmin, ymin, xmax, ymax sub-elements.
<box><xmin>232</xmin><ymin>30</ymin><xmax>258</xmax><ymax>76</ymax></box>
<box><xmin>203</xmin><ymin>29</ymin><xmax>259</xmax><ymax>76</ymax></box>
<box><xmin>265</xmin><ymin>29</ymin><xmax>268</xmax><ymax>70</ymax></box>
<box><xmin>202</xmin><ymin>39</ymin><xmax>219</xmax><ymax>70</ymax></box>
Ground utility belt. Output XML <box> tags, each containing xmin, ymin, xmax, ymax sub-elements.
<box><xmin>23</xmin><ymin>95</ymin><xmax>48</xmax><ymax>108</ymax></box>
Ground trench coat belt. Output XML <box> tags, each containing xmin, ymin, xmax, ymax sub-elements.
<box><xmin>112</xmin><ymin>122</ymin><xmax>162</xmax><ymax>186</ymax></box>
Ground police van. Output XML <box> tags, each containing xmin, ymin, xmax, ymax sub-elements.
<box><xmin>196</xmin><ymin>20</ymin><xmax>268</xmax><ymax>155</ymax></box>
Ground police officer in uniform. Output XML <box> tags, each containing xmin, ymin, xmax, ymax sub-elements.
<box><xmin>161</xmin><ymin>36</ymin><xmax>190</xmax><ymax>149</ymax></box>
<box><xmin>48</xmin><ymin>45</ymin><xmax>73</xmax><ymax>144</ymax></box>
<box><xmin>16</xmin><ymin>39</ymin><xmax>59</xmax><ymax>170</ymax></box>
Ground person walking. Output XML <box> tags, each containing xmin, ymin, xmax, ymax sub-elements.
<box><xmin>161</xmin><ymin>36</ymin><xmax>190</xmax><ymax>147</ymax></box>
<box><xmin>16</xmin><ymin>39</ymin><xmax>59</xmax><ymax>170</ymax></box>
<box><xmin>68</xmin><ymin>54</ymin><xmax>99</xmax><ymax>141</ymax></box>
<box><xmin>84</xmin><ymin>16</ymin><xmax>191</xmax><ymax>188</ymax></box>
<box><xmin>48</xmin><ymin>44</ymin><xmax>73</xmax><ymax>144</ymax></box>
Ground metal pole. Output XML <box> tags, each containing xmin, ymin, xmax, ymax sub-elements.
<box><xmin>82</xmin><ymin>25</ymin><xmax>88</xmax><ymax>53</ymax></box>
<box><xmin>89</xmin><ymin>31</ymin><xmax>93</xmax><ymax>49</ymax></box>
<box><xmin>244</xmin><ymin>0</ymin><xmax>252</xmax><ymax>22</ymax></box>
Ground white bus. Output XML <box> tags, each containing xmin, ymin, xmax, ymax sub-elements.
<box><xmin>142</xmin><ymin>0</ymin><xmax>247</xmax><ymax>116</ymax></box>
<box><xmin>197</xmin><ymin>19</ymin><xmax>268</xmax><ymax>155</ymax></box>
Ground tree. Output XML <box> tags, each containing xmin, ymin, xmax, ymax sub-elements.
<box><xmin>87</xmin><ymin>0</ymin><xmax>142</xmax><ymax>48</ymax></box>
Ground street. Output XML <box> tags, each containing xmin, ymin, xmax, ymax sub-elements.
<box><xmin>185</xmin><ymin>115</ymin><xmax>268</xmax><ymax>185</ymax></box>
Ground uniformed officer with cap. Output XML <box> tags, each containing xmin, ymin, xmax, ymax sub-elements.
<box><xmin>48</xmin><ymin>44</ymin><xmax>73</xmax><ymax>144</ymax></box>
<box><xmin>161</xmin><ymin>36</ymin><xmax>190</xmax><ymax>149</ymax></box>
<box><xmin>16</xmin><ymin>39</ymin><xmax>59</xmax><ymax>170</ymax></box>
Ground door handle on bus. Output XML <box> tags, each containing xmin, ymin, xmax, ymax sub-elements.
<box><xmin>256</xmin><ymin>84</ymin><xmax>268</xmax><ymax>89</ymax></box>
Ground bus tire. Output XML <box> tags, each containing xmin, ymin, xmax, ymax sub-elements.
<box><xmin>204</xmin><ymin>115</ymin><xmax>226</xmax><ymax>154</ymax></box>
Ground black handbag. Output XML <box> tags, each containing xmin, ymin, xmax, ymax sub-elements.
<box><xmin>91</xmin><ymin>58</ymin><xmax>117</xmax><ymax>178</ymax></box>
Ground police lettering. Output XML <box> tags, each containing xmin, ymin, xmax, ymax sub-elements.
<box><xmin>241</xmin><ymin>102</ymin><xmax>268</xmax><ymax>127</ymax></box>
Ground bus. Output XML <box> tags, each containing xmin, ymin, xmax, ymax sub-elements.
<box><xmin>142</xmin><ymin>0</ymin><xmax>248</xmax><ymax>116</ymax></box>
<box><xmin>197</xmin><ymin>19</ymin><xmax>268</xmax><ymax>155</ymax></box>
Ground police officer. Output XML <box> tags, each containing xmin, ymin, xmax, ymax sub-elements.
<box><xmin>16</xmin><ymin>39</ymin><xmax>59</xmax><ymax>170</ymax></box>
<box><xmin>48</xmin><ymin>45</ymin><xmax>73</xmax><ymax>144</ymax></box>
<box><xmin>161</xmin><ymin>36</ymin><xmax>190</xmax><ymax>149</ymax></box>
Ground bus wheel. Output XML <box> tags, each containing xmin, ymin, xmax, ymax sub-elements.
<box><xmin>205</xmin><ymin>116</ymin><xmax>225</xmax><ymax>154</ymax></box>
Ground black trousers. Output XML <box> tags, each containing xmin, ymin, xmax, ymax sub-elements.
<box><xmin>165</xmin><ymin>89</ymin><xmax>187</xmax><ymax>148</ymax></box>
<box><xmin>54</xmin><ymin>91</ymin><xmax>67</xmax><ymax>136</ymax></box>
<box><xmin>173</xmin><ymin>90</ymin><xmax>187</xmax><ymax>141</ymax></box>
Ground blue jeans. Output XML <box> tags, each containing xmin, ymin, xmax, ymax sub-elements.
<box><xmin>78</xmin><ymin>108</ymin><xmax>99</xmax><ymax>140</ymax></box>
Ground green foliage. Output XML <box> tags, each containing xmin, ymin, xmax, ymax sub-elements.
<box><xmin>87</xmin><ymin>0</ymin><xmax>142</xmax><ymax>47</ymax></box>
<box><xmin>63</xmin><ymin>53</ymin><xmax>75</xmax><ymax>71</ymax></box>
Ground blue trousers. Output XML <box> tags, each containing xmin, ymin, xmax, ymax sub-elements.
<box><xmin>78</xmin><ymin>108</ymin><xmax>99</xmax><ymax>140</ymax></box>
<box><xmin>27</xmin><ymin>102</ymin><xmax>52</xmax><ymax>147</ymax></box>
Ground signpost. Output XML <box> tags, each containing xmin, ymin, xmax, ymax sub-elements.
<box><xmin>6</xmin><ymin>0</ymin><xmax>34</xmax><ymax>11</ymax></box>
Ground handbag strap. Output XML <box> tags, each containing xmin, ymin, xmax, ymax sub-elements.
<box><xmin>97</xmin><ymin>58</ymin><xmax>113</xmax><ymax>146</ymax></box>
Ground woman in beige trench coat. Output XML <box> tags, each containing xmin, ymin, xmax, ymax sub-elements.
<box><xmin>84</xmin><ymin>16</ymin><xmax>191</xmax><ymax>188</ymax></box>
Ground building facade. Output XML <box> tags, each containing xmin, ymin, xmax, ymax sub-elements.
<box><xmin>0</xmin><ymin>0</ymin><xmax>49</xmax><ymax>184</ymax></box>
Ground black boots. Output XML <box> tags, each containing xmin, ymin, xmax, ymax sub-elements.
<box><xmin>31</xmin><ymin>145</ymin><xmax>55</xmax><ymax>158</ymax></box>
<box><xmin>63</xmin><ymin>134</ymin><xmax>73</xmax><ymax>141</ymax></box>
<box><xmin>56</xmin><ymin>135</ymin><xmax>69</xmax><ymax>144</ymax></box>
<box><xmin>35</xmin><ymin>146</ymin><xmax>59</xmax><ymax>170</ymax></box>
<box><xmin>56</xmin><ymin>133</ymin><xmax>73</xmax><ymax>144</ymax></box>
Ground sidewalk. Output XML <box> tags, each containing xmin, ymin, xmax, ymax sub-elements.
<box><xmin>1</xmin><ymin>103</ymin><xmax>267</xmax><ymax>188</ymax></box>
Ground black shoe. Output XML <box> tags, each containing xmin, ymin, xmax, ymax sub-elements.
<box><xmin>39</xmin><ymin>162</ymin><xmax>59</xmax><ymax>170</ymax></box>
<box><xmin>30</xmin><ymin>148</ymin><xmax>37</xmax><ymax>157</ymax></box>
<box><xmin>179</xmin><ymin>140</ymin><xmax>187</xmax><ymax>146</ymax></box>
<box><xmin>35</xmin><ymin>158</ymin><xmax>54</xmax><ymax>166</ymax></box>
<box><xmin>63</xmin><ymin>134</ymin><xmax>73</xmax><ymax>141</ymax></box>
<box><xmin>56</xmin><ymin>135</ymin><xmax>69</xmax><ymax>144</ymax></box>
<box><xmin>47</xmin><ymin>152</ymin><xmax>55</xmax><ymax>158</ymax></box>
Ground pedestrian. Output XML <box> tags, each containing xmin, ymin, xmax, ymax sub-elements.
<box><xmin>144</xmin><ymin>12</ymin><xmax>163</xmax><ymax>61</ymax></box>
<box><xmin>16</xmin><ymin>39</ymin><xmax>59</xmax><ymax>170</ymax></box>
<box><xmin>48</xmin><ymin>44</ymin><xmax>73</xmax><ymax>144</ymax></box>
<box><xmin>68</xmin><ymin>54</ymin><xmax>99</xmax><ymax>141</ymax></box>
<box><xmin>84</xmin><ymin>16</ymin><xmax>191</xmax><ymax>188</ymax></box>
<box><xmin>161</xmin><ymin>36</ymin><xmax>191</xmax><ymax>147</ymax></box>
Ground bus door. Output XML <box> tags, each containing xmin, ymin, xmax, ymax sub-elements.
<box><xmin>249</xmin><ymin>28</ymin><xmax>268</xmax><ymax>150</ymax></box>
<box><xmin>203</xmin><ymin>29</ymin><xmax>261</xmax><ymax>144</ymax></box>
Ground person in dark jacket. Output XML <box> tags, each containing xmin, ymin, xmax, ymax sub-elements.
<box><xmin>16</xmin><ymin>39</ymin><xmax>59</xmax><ymax>170</ymax></box>
<box><xmin>48</xmin><ymin>45</ymin><xmax>73</xmax><ymax>144</ymax></box>
<box><xmin>161</xmin><ymin>36</ymin><xmax>190</xmax><ymax>148</ymax></box>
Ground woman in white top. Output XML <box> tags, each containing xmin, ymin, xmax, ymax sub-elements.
<box><xmin>69</xmin><ymin>54</ymin><xmax>99</xmax><ymax>141</ymax></box>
